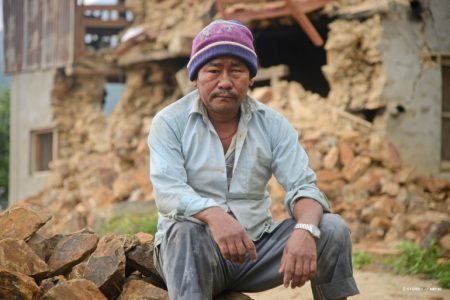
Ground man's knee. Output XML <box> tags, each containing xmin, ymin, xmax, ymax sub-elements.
<box><xmin>319</xmin><ymin>214</ymin><xmax>351</xmax><ymax>245</ymax></box>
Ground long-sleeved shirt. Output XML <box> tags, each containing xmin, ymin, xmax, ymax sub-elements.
<box><xmin>148</xmin><ymin>90</ymin><xmax>330</xmax><ymax>245</ymax></box>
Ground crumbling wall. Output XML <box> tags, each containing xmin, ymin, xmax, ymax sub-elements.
<box><xmin>255</xmin><ymin>81</ymin><xmax>449</xmax><ymax>247</ymax></box>
<box><xmin>379</xmin><ymin>0</ymin><xmax>449</xmax><ymax>176</ymax></box>
<box><xmin>322</xmin><ymin>16</ymin><xmax>385</xmax><ymax>112</ymax></box>
<box><xmin>323</xmin><ymin>0</ymin><xmax>450</xmax><ymax>176</ymax></box>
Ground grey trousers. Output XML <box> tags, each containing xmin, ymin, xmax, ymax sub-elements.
<box><xmin>155</xmin><ymin>214</ymin><xmax>359</xmax><ymax>300</ymax></box>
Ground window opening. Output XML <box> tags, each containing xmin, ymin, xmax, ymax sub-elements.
<box><xmin>441</xmin><ymin>58</ymin><xmax>450</xmax><ymax>164</ymax></box>
<box><xmin>31</xmin><ymin>128</ymin><xmax>55</xmax><ymax>173</ymax></box>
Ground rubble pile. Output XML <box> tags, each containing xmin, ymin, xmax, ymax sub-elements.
<box><xmin>254</xmin><ymin>81</ymin><xmax>450</xmax><ymax>249</ymax></box>
<box><xmin>0</xmin><ymin>205</ymin><xmax>253</xmax><ymax>300</ymax></box>
<box><xmin>117</xmin><ymin>0</ymin><xmax>212</xmax><ymax>62</ymax></box>
<box><xmin>8</xmin><ymin>0</ymin><xmax>449</xmax><ymax>258</ymax></box>
<box><xmin>35</xmin><ymin>58</ymin><xmax>181</xmax><ymax>235</ymax></box>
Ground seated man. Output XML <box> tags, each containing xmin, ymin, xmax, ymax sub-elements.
<box><xmin>148</xmin><ymin>19</ymin><xmax>359</xmax><ymax>300</ymax></box>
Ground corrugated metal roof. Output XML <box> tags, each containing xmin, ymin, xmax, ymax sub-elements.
<box><xmin>3</xmin><ymin>0</ymin><xmax>75</xmax><ymax>74</ymax></box>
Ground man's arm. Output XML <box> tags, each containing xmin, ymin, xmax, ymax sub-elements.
<box><xmin>279</xmin><ymin>198</ymin><xmax>323</xmax><ymax>289</ymax></box>
<box><xmin>149</xmin><ymin>114</ymin><xmax>219</xmax><ymax>221</ymax></box>
<box><xmin>268</xmin><ymin>116</ymin><xmax>328</xmax><ymax>289</ymax></box>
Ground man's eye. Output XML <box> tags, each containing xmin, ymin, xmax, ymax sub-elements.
<box><xmin>208</xmin><ymin>69</ymin><xmax>219</xmax><ymax>74</ymax></box>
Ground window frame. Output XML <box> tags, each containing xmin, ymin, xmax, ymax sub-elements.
<box><xmin>30</xmin><ymin>126</ymin><xmax>58</xmax><ymax>175</ymax></box>
<box><xmin>441</xmin><ymin>56</ymin><xmax>450</xmax><ymax>170</ymax></box>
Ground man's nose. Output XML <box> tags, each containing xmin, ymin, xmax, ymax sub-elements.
<box><xmin>217</xmin><ymin>71</ymin><xmax>232</xmax><ymax>89</ymax></box>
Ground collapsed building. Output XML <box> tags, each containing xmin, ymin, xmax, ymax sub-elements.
<box><xmin>2</xmin><ymin>0</ymin><xmax>450</xmax><ymax>254</ymax></box>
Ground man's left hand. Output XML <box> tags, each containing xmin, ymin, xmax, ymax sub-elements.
<box><xmin>278</xmin><ymin>227</ymin><xmax>317</xmax><ymax>289</ymax></box>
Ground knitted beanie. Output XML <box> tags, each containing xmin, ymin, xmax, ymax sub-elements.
<box><xmin>187</xmin><ymin>20</ymin><xmax>258</xmax><ymax>80</ymax></box>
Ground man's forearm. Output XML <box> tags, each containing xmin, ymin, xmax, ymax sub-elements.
<box><xmin>194</xmin><ymin>206</ymin><xmax>228</xmax><ymax>224</ymax></box>
<box><xmin>292</xmin><ymin>198</ymin><xmax>324</xmax><ymax>225</ymax></box>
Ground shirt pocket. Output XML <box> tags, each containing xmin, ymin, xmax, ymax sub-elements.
<box><xmin>243</xmin><ymin>152</ymin><xmax>272</xmax><ymax>196</ymax></box>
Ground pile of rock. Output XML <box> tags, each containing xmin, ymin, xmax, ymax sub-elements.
<box><xmin>254</xmin><ymin>81</ymin><xmax>450</xmax><ymax>251</ymax></box>
<box><xmin>0</xmin><ymin>205</ymin><xmax>252</xmax><ymax>299</ymax></box>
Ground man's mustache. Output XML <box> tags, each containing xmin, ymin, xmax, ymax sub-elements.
<box><xmin>210</xmin><ymin>91</ymin><xmax>238</xmax><ymax>99</ymax></box>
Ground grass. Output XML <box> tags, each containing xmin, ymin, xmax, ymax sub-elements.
<box><xmin>352</xmin><ymin>250</ymin><xmax>374</xmax><ymax>270</ymax></box>
<box><xmin>390</xmin><ymin>241</ymin><xmax>450</xmax><ymax>289</ymax></box>
<box><xmin>98</xmin><ymin>212</ymin><xmax>158</xmax><ymax>236</ymax></box>
<box><xmin>353</xmin><ymin>241</ymin><xmax>449</xmax><ymax>288</ymax></box>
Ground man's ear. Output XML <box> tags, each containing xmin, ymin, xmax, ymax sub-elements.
<box><xmin>249</xmin><ymin>79</ymin><xmax>254</xmax><ymax>87</ymax></box>
<box><xmin>193</xmin><ymin>80</ymin><xmax>197</xmax><ymax>87</ymax></box>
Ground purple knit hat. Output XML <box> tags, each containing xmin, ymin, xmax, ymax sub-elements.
<box><xmin>187</xmin><ymin>20</ymin><xmax>258</xmax><ymax>80</ymax></box>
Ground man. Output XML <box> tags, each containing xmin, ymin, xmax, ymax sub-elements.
<box><xmin>148</xmin><ymin>20</ymin><xmax>359</xmax><ymax>300</ymax></box>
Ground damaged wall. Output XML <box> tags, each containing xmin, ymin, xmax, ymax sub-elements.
<box><xmin>323</xmin><ymin>0</ymin><xmax>450</xmax><ymax>177</ymax></box>
<box><xmin>380</xmin><ymin>0</ymin><xmax>450</xmax><ymax>176</ymax></box>
<box><xmin>9</xmin><ymin>69</ymin><xmax>56</xmax><ymax>202</ymax></box>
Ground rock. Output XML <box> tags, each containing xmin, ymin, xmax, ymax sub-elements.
<box><xmin>119</xmin><ymin>278</ymin><xmax>169</xmax><ymax>300</ymax></box>
<box><xmin>439</xmin><ymin>233</ymin><xmax>450</xmax><ymax>253</ymax></box>
<box><xmin>135</xmin><ymin>232</ymin><xmax>154</xmax><ymax>244</ymax></box>
<box><xmin>323</xmin><ymin>146</ymin><xmax>339</xmax><ymax>169</ymax></box>
<box><xmin>0</xmin><ymin>206</ymin><xmax>51</xmax><ymax>241</ymax></box>
<box><xmin>394</xmin><ymin>165</ymin><xmax>415</xmax><ymax>183</ymax></box>
<box><xmin>91</xmin><ymin>186</ymin><xmax>118</xmax><ymax>207</ymax></box>
<box><xmin>118</xmin><ymin>234</ymin><xmax>140</xmax><ymax>253</ymax></box>
<box><xmin>0</xmin><ymin>268</ymin><xmax>40</xmax><ymax>300</ymax></box>
<box><xmin>0</xmin><ymin>238</ymin><xmax>48</xmax><ymax>279</ymax></box>
<box><xmin>67</xmin><ymin>261</ymin><xmax>87</xmax><ymax>280</ymax></box>
<box><xmin>316</xmin><ymin>169</ymin><xmax>343</xmax><ymax>182</ymax></box>
<box><xmin>48</xmin><ymin>232</ymin><xmax>98</xmax><ymax>275</ymax></box>
<box><xmin>84</xmin><ymin>234</ymin><xmax>126</xmax><ymax>299</ymax></box>
<box><xmin>42</xmin><ymin>279</ymin><xmax>107</xmax><ymax>300</ymax></box>
<box><xmin>39</xmin><ymin>275</ymin><xmax>66</xmax><ymax>298</ymax></box>
<box><xmin>27</xmin><ymin>233</ymin><xmax>64</xmax><ymax>262</ymax></box>
<box><xmin>338</xmin><ymin>142</ymin><xmax>354</xmax><ymax>166</ymax></box>
<box><xmin>342</xmin><ymin>156</ymin><xmax>371</xmax><ymax>182</ymax></box>
<box><xmin>126</xmin><ymin>240</ymin><xmax>165</xmax><ymax>288</ymax></box>
<box><xmin>420</xmin><ymin>221</ymin><xmax>450</xmax><ymax>249</ymax></box>
<box><xmin>381</xmin><ymin>181</ymin><xmax>400</xmax><ymax>196</ymax></box>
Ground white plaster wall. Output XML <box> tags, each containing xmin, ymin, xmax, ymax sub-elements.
<box><xmin>9</xmin><ymin>69</ymin><xmax>55</xmax><ymax>205</ymax></box>
<box><xmin>380</xmin><ymin>0</ymin><xmax>450</xmax><ymax>176</ymax></box>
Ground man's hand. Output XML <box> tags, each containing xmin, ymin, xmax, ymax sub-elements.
<box><xmin>279</xmin><ymin>230</ymin><xmax>317</xmax><ymax>288</ymax></box>
<box><xmin>279</xmin><ymin>197</ymin><xmax>323</xmax><ymax>289</ymax></box>
<box><xmin>194</xmin><ymin>207</ymin><xmax>257</xmax><ymax>264</ymax></box>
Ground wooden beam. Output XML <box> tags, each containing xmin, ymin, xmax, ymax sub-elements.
<box><xmin>253</xmin><ymin>65</ymin><xmax>289</xmax><ymax>82</ymax></box>
<box><xmin>224</xmin><ymin>7</ymin><xmax>291</xmax><ymax>22</ymax></box>
<box><xmin>82</xmin><ymin>18</ymin><xmax>131</xmax><ymax>28</ymax></box>
<box><xmin>80</xmin><ymin>4</ymin><xmax>127</xmax><ymax>12</ymax></box>
<box><xmin>285</xmin><ymin>0</ymin><xmax>323</xmax><ymax>46</ymax></box>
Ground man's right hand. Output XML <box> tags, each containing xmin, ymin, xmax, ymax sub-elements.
<box><xmin>194</xmin><ymin>207</ymin><xmax>257</xmax><ymax>264</ymax></box>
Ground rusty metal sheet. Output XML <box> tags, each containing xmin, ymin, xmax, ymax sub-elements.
<box><xmin>3</xmin><ymin>0</ymin><xmax>24</xmax><ymax>73</ymax></box>
<box><xmin>3</xmin><ymin>0</ymin><xmax>75</xmax><ymax>74</ymax></box>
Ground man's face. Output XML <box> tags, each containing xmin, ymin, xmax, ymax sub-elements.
<box><xmin>195</xmin><ymin>56</ymin><xmax>252</xmax><ymax>115</ymax></box>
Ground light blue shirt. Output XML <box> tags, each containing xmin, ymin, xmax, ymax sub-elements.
<box><xmin>148</xmin><ymin>90</ymin><xmax>330</xmax><ymax>245</ymax></box>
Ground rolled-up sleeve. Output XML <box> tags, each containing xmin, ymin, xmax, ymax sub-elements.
<box><xmin>270</xmin><ymin>116</ymin><xmax>330</xmax><ymax>217</ymax></box>
<box><xmin>148</xmin><ymin>114</ymin><xmax>219</xmax><ymax>221</ymax></box>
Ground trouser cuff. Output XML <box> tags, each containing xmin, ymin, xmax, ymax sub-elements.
<box><xmin>313</xmin><ymin>276</ymin><xmax>360</xmax><ymax>300</ymax></box>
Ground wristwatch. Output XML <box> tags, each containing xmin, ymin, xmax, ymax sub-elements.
<box><xmin>294</xmin><ymin>223</ymin><xmax>321</xmax><ymax>239</ymax></box>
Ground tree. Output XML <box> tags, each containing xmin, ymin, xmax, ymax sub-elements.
<box><xmin>0</xmin><ymin>89</ymin><xmax>10</xmax><ymax>208</ymax></box>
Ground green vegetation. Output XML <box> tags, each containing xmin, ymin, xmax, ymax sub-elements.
<box><xmin>352</xmin><ymin>250</ymin><xmax>374</xmax><ymax>270</ymax></box>
<box><xmin>391</xmin><ymin>241</ymin><xmax>450</xmax><ymax>288</ymax></box>
<box><xmin>98</xmin><ymin>212</ymin><xmax>158</xmax><ymax>236</ymax></box>
<box><xmin>0</xmin><ymin>89</ymin><xmax>9</xmax><ymax>208</ymax></box>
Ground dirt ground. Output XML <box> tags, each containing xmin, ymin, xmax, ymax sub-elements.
<box><xmin>246</xmin><ymin>270</ymin><xmax>450</xmax><ymax>300</ymax></box>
